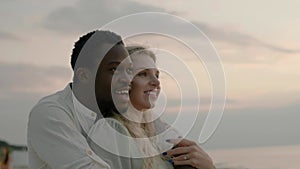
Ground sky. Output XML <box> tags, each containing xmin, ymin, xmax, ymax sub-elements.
<box><xmin>0</xmin><ymin>0</ymin><xmax>299</xmax><ymax>152</ymax></box>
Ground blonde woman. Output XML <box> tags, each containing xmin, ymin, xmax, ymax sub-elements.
<box><xmin>88</xmin><ymin>46</ymin><xmax>214</xmax><ymax>169</ymax></box>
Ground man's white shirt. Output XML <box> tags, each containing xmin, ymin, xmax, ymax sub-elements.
<box><xmin>27</xmin><ymin>84</ymin><xmax>110</xmax><ymax>169</ymax></box>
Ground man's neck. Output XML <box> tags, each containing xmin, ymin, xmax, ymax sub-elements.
<box><xmin>71</xmin><ymin>82</ymin><xmax>100</xmax><ymax>114</ymax></box>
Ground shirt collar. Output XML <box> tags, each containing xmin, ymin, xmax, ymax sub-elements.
<box><xmin>70</xmin><ymin>84</ymin><xmax>97</xmax><ymax>133</ymax></box>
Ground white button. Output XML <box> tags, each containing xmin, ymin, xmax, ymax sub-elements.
<box><xmin>87</xmin><ymin>150</ymin><xmax>93</xmax><ymax>156</ymax></box>
<box><xmin>67</xmin><ymin>123</ymin><xmax>75</xmax><ymax>129</ymax></box>
<box><xmin>91</xmin><ymin>112</ymin><xmax>96</xmax><ymax>117</ymax></box>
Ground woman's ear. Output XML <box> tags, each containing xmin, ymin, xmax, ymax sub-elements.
<box><xmin>75</xmin><ymin>67</ymin><xmax>91</xmax><ymax>83</ymax></box>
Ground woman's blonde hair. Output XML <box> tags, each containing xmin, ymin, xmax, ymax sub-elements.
<box><xmin>126</xmin><ymin>45</ymin><xmax>156</xmax><ymax>62</ymax></box>
<box><xmin>112</xmin><ymin>46</ymin><xmax>167</xmax><ymax>169</ymax></box>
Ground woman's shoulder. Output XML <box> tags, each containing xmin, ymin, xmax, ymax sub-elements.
<box><xmin>87</xmin><ymin>118</ymin><xmax>134</xmax><ymax>163</ymax></box>
<box><xmin>88</xmin><ymin>117</ymin><xmax>130</xmax><ymax>137</ymax></box>
<box><xmin>103</xmin><ymin>117</ymin><xmax>130</xmax><ymax>135</ymax></box>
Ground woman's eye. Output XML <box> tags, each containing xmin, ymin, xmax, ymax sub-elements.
<box><xmin>138</xmin><ymin>72</ymin><xmax>147</xmax><ymax>77</ymax></box>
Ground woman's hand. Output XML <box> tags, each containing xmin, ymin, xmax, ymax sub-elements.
<box><xmin>164</xmin><ymin>138</ymin><xmax>214</xmax><ymax>169</ymax></box>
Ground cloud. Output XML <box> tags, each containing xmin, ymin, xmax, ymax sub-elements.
<box><xmin>0</xmin><ymin>62</ymin><xmax>72</xmax><ymax>99</ymax></box>
<box><xmin>41</xmin><ymin>0</ymin><xmax>165</xmax><ymax>34</ymax></box>
<box><xmin>41</xmin><ymin>0</ymin><xmax>300</xmax><ymax>65</ymax></box>
<box><xmin>0</xmin><ymin>31</ymin><xmax>19</xmax><ymax>41</ymax></box>
<box><xmin>193</xmin><ymin>22</ymin><xmax>300</xmax><ymax>54</ymax></box>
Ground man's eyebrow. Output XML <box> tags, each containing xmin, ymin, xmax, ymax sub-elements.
<box><xmin>135</xmin><ymin>67</ymin><xmax>157</xmax><ymax>70</ymax></box>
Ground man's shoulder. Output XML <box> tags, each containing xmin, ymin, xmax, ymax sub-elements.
<box><xmin>39</xmin><ymin>88</ymin><xmax>69</xmax><ymax>105</ymax></box>
<box><xmin>29</xmin><ymin>84</ymin><xmax>73</xmax><ymax>119</ymax></box>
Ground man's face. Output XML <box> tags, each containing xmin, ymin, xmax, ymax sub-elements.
<box><xmin>95</xmin><ymin>45</ymin><xmax>133</xmax><ymax>114</ymax></box>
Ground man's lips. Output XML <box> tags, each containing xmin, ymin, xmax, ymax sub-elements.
<box><xmin>113</xmin><ymin>87</ymin><xmax>131</xmax><ymax>102</ymax></box>
<box><xmin>114</xmin><ymin>86</ymin><xmax>131</xmax><ymax>94</ymax></box>
<box><xmin>115</xmin><ymin>89</ymin><xmax>129</xmax><ymax>95</ymax></box>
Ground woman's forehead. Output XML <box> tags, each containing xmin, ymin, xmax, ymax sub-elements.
<box><xmin>131</xmin><ymin>54</ymin><xmax>157</xmax><ymax>70</ymax></box>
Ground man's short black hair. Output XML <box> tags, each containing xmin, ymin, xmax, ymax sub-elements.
<box><xmin>70</xmin><ymin>30</ymin><xmax>124</xmax><ymax>70</ymax></box>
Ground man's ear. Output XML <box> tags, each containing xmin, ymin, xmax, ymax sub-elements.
<box><xmin>75</xmin><ymin>67</ymin><xmax>91</xmax><ymax>83</ymax></box>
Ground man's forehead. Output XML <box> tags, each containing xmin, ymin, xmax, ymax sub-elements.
<box><xmin>100</xmin><ymin>45</ymin><xmax>130</xmax><ymax>64</ymax></box>
<box><xmin>107</xmin><ymin>58</ymin><xmax>132</xmax><ymax>65</ymax></box>
<box><xmin>104</xmin><ymin>55</ymin><xmax>132</xmax><ymax>65</ymax></box>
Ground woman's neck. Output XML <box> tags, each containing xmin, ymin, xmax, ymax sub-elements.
<box><xmin>124</xmin><ymin>103</ymin><xmax>145</xmax><ymax>127</ymax></box>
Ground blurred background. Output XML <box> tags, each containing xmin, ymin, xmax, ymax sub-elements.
<box><xmin>1</xmin><ymin>0</ymin><xmax>299</xmax><ymax>168</ymax></box>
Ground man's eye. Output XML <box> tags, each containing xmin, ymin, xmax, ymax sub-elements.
<box><xmin>110</xmin><ymin>67</ymin><xmax>117</xmax><ymax>72</ymax></box>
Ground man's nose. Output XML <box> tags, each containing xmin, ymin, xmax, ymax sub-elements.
<box><xmin>119</xmin><ymin>71</ymin><xmax>132</xmax><ymax>85</ymax></box>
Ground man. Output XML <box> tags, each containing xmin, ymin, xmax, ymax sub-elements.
<box><xmin>28</xmin><ymin>30</ymin><xmax>215</xmax><ymax>169</ymax></box>
<box><xmin>27</xmin><ymin>30</ymin><xmax>133</xmax><ymax>169</ymax></box>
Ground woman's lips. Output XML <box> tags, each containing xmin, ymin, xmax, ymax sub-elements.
<box><xmin>144</xmin><ymin>88</ymin><xmax>159</xmax><ymax>98</ymax></box>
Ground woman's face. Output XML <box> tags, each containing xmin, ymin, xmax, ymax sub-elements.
<box><xmin>130</xmin><ymin>53</ymin><xmax>160</xmax><ymax>111</ymax></box>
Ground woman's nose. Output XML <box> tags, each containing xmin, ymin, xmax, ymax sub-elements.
<box><xmin>150</xmin><ymin>75</ymin><xmax>160</xmax><ymax>86</ymax></box>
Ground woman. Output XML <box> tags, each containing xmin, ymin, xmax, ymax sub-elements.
<box><xmin>88</xmin><ymin>46</ymin><xmax>214</xmax><ymax>169</ymax></box>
